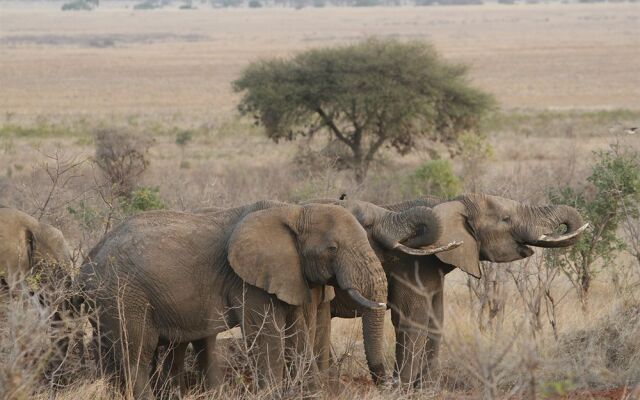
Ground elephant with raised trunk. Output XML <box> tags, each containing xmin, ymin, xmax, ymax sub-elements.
<box><xmin>79</xmin><ymin>200</ymin><xmax>393</xmax><ymax>399</ymax></box>
<box><xmin>329</xmin><ymin>194</ymin><xmax>586</xmax><ymax>387</ymax></box>
<box><xmin>0</xmin><ymin>206</ymin><xmax>72</xmax><ymax>289</ymax></box>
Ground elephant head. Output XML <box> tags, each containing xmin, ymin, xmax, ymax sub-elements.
<box><xmin>302</xmin><ymin>199</ymin><xmax>459</xmax><ymax>383</ymax></box>
<box><xmin>0</xmin><ymin>206</ymin><xmax>72</xmax><ymax>288</ymax></box>
<box><xmin>389</xmin><ymin>193</ymin><xmax>587</xmax><ymax>278</ymax></box>
<box><xmin>306</xmin><ymin>199</ymin><xmax>461</xmax><ymax>258</ymax></box>
<box><xmin>227</xmin><ymin>204</ymin><xmax>388</xmax><ymax>310</ymax></box>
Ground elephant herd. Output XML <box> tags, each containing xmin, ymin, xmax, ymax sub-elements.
<box><xmin>0</xmin><ymin>194</ymin><xmax>587</xmax><ymax>399</ymax></box>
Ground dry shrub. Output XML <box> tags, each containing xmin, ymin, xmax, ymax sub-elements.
<box><xmin>0</xmin><ymin>265</ymin><xmax>90</xmax><ymax>399</ymax></box>
<box><xmin>93</xmin><ymin>128</ymin><xmax>154</xmax><ymax>198</ymax></box>
<box><xmin>551</xmin><ymin>300</ymin><xmax>640</xmax><ymax>389</ymax></box>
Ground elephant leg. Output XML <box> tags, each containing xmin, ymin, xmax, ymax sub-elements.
<box><xmin>193</xmin><ymin>337</ymin><xmax>223</xmax><ymax>390</ymax></box>
<box><xmin>240</xmin><ymin>298</ymin><xmax>287</xmax><ymax>390</ymax></box>
<box><xmin>157</xmin><ymin>341</ymin><xmax>189</xmax><ymax>395</ymax></box>
<box><xmin>392</xmin><ymin>307</ymin><xmax>429</xmax><ymax>388</ymax></box>
<box><xmin>120</xmin><ymin>318</ymin><xmax>159</xmax><ymax>400</ymax></box>
<box><xmin>284</xmin><ymin>304</ymin><xmax>320</xmax><ymax>390</ymax></box>
<box><xmin>417</xmin><ymin>284</ymin><xmax>444</xmax><ymax>386</ymax></box>
<box><xmin>313</xmin><ymin>301</ymin><xmax>332</xmax><ymax>373</ymax></box>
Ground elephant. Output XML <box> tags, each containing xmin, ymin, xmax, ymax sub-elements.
<box><xmin>0</xmin><ymin>206</ymin><xmax>74</xmax><ymax>385</ymax></box>
<box><xmin>78</xmin><ymin>200</ymin><xmax>412</xmax><ymax>399</ymax></box>
<box><xmin>0</xmin><ymin>205</ymin><xmax>72</xmax><ymax>290</ymax></box>
<box><xmin>326</xmin><ymin>194</ymin><xmax>587</xmax><ymax>387</ymax></box>
<box><xmin>153</xmin><ymin>200</ymin><xmax>456</xmax><ymax>393</ymax></box>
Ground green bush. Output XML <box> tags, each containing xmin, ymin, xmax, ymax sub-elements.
<box><xmin>548</xmin><ymin>144</ymin><xmax>640</xmax><ymax>306</ymax></box>
<box><xmin>405</xmin><ymin>159</ymin><xmax>461</xmax><ymax>199</ymax></box>
<box><xmin>123</xmin><ymin>186</ymin><xmax>166</xmax><ymax>214</ymax></box>
<box><xmin>61</xmin><ymin>0</ymin><xmax>93</xmax><ymax>10</ymax></box>
<box><xmin>134</xmin><ymin>0</ymin><xmax>169</xmax><ymax>9</ymax></box>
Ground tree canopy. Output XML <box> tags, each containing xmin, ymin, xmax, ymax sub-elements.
<box><xmin>233</xmin><ymin>38</ymin><xmax>494</xmax><ymax>182</ymax></box>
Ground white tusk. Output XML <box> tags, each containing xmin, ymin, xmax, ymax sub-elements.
<box><xmin>393</xmin><ymin>240</ymin><xmax>463</xmax><ymax>256</ymax></box>
<box><xmin>537</xmin><ymin>223</ymin><xmax>589</xmax><ymax>242</ymax></box>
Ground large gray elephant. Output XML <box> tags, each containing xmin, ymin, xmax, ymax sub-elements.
<box><xmin>0</xmin><ymin>206</ymin><xmax>71</xmax><ymax>289</ymax></box>
<box><xmin>79</xmin><ymin>200</ymin><xmax>417</xmax><ymax>399</ymax></box>
<box><xmin>328</xmin><ymin>194</ymin><xmax>587</xmax><ymax>386</ymax></box>
<box><xmin>155</xmin><ymin>201</ymin><xmax>456</xmax><ymax>392</ymax></box>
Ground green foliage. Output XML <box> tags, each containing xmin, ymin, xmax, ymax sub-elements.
<box><xmin>548</xmin><ymin>144</ymin><xmax>640</xmax><ymax>302</ymax></box>
<box><xmin>61</xmin><ymin>0</ymin><xmax>93</xmax><ymax>10</ymax></box>
<box><xmin>67</xmin><ymin>201</ymin><xmax>101</xmax><ymax>231</ymax></box>
<box><xmin>405</xmin><ymin>159</ymin><xmax>461</xmax><ymax>199</ymax></box>
<box><xmin>180</xmin><ymin>0</ymin><xmax>197</xmax><ymax>8</ymax></box>
<box><xmin>458</xmin><ymin>131</ymin><xmax>493</xmax><ymax>190</ymax></box>
<box><xmin>234</xmin><ymin>38</ymin><xmax>494</xmax><ymax>182</ymax></box>
<box><xmin>175</xmin><ymin>130</ymin><xmax>193</xmax><ymax>147</ymax></box>
<box><xmin>122</xmin><ymin>186</ymin><xmax>166</xmax><ymax>214</ymax></box>
<box><xmin>354</xmin><ymin>0</ymin><xmax>380</xmax><ymax>6</ymax></box>
<box><xmin>248</xmin><ymin>0</ymin><xmax>263</xmax><ymax>6</ymax></box>
<box><xmin>482</xmin><ymin>109</ymin><xmax>640</xmax><ymax>138</ymax></box>
<box><xmin>134</xmin><ymin>0</ymin><xmax>170</xmax><ymax>9</ymax></box>
<box><xmin>540</xmin><ymin>379</ymin><xmax>575</xmax><ymax>398</ymax></box>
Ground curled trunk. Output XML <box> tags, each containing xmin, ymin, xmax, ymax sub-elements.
<box><xmin>373</xmin><ymin>206</ymin><xmax>442</xmax><ymax>250</ymax></box>
<box><xmin>517</xmin><ymin>204</ymin><xmax>587</xmax><ymax>248</ymax></box>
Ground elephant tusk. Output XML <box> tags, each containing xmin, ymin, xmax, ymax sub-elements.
<box><xmin>535</xmin><ymin>223</ymin><xmax>589</xmax><ymax>243</ymax></box>
<box><xmin>393</xmin><ymin>240</ymin><xmax>463</xmax><ymax>256</ymax></box>
<box><xmin>346</xmin><ymin>288</ymin><xmax>386</xmax><ymax>310</ymax></box>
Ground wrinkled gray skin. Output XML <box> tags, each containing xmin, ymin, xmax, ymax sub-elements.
<box><xmin>157</xmin><ymin>201</ymin><xmax>447</xmax><ymax>392</ymax></box>
<box><xmin>0</xmin><ymin>206</ymin><xmax>71</xmax><ymax>289</ymax></box>
<box><xmin>330</xmin><ymin>194</ymin><xmax>586</xmax><ymax>387</ymax></box>
<box><xmin>79</xmin><ymin>200</ymin><xmax>390</xmax><ymax>399</ymax></box>
<box><xmin>306</xmin><ymin>198</ymin><xmax>462</xmax><ymax>384</ymax></box>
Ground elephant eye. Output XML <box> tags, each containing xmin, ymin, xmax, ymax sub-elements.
<box><xmin>327</xmin><ymin>245</ymin><xmax>338</xmax><ymax>254</ymax></box>
<box><xmin>501</xmin><ymin>215</ymin><xmax>511</xmax><ymax>223</ymax></box>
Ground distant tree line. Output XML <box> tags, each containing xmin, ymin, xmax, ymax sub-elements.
<box><xmin>60</xmin><ymin>0</ymin><xmax>636</xmax><ymax>11</ymax></box>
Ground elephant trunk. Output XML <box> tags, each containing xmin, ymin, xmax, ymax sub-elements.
<box><xmin>373</xmin><ymin>207</ymin><xmax>442</xmax><ymax>254</ymax></box>
<box><xmin>335</xmin><ymin>244</ymin><xmax>389</xmax><ymax>383</ymax></box>
<box><xmin>517</xmin><ymin>204</ymin><xmax>587</xmax><ymax>248</ymax></box>
<box><xmin>335</xmin><ymin>245</ymin><xmax>388</xmax><ymax>310</ymax></box>
<box><xmin>362</xmin><ymin>307</ymin><xmax>388</xmax><ymax>384</ymax></box>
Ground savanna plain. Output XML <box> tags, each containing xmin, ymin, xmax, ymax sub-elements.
<box><xmin>1</xmin><ymin>2</ymin><xmax>640</xmax><ymax>399</ymax></box>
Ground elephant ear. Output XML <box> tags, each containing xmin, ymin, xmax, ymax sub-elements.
<box><xmin>228</xmin><ymin>206</ymin><xmax>311</xmax><ymax>306</ymax></box>
<box><xmin>432</xmin><ymin>201</ymin><xmax>481</xmax><ymax>278</ymax></box>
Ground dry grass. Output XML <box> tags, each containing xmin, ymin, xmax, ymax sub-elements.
<box><xmin>1</xmin><ymin>2</ymin><xmax>640</xmax><ymax>399</ymax></box>
<box><xmin>1</xmin><ymin>3</ymin><xmax>640</xmax><ymax>118</ymax></box>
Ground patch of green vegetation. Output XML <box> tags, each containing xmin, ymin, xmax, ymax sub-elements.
<box><xmin>61</xmin><ymin>0</ymin><xmax>94</xmax><ymax>10</ymax></box>
<box><xmin>216</xmin><ymin>117</ymin><xmax>264</xmax><ymax>138</ymax></box>
<box><xmin>405</xmin><ymin>159</ymin><xmax>461</xmax><ymax>199</ymax></box>
<box><xmin>547</xmin><ymin>144</ymin><xmax>640</xmax><ymax>305</ymax></box>
<box><xmin>134</xmin><ymin>0</ymin><xmax>170</xmax><ymax>9</ymax></box>
<box><xmin>540</xmin><ymin>379</ymin><xmax>574</xmax><ymax>398</ymax></box>
<box><xmin>122</xmin><ymin>186</ymin><xmax>166</xmax><ymax>214</ymax></box>
<box><xmin>483</xmin><ymin>109</ymin><xmax>640</xmax><ymax>137</ymax></box>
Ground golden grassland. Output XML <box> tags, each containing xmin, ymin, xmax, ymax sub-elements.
<box><xmin>1</xmin><ymin>3</ymin><xmax>640</xmax><ymax>399</ymax></box>
<box><xmin>1</xmin><ymin>3</ymin><xmax>639</xmax><ymax>118</ymax></box>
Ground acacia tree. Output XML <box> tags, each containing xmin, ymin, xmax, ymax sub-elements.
<box><xmin>233</xmin><ymin>38</ymin><xmax>494</xmax><ymax>182</ymax></box>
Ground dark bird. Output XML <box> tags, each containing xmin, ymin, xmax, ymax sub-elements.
<box><xmin>339</xmin><ymin>193</ymin><xmax>347</xmax><ymax>200</ymax></box>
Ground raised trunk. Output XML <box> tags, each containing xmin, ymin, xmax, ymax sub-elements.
<box><xmin>518</xmin><ymin>204</ymin><xmax>586</xmax><ymax>248</ymax></box>
<box><xmin>374</xmin><ymin>207</ymin><xmax>441</xmax><ymax>250</ymax></box>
